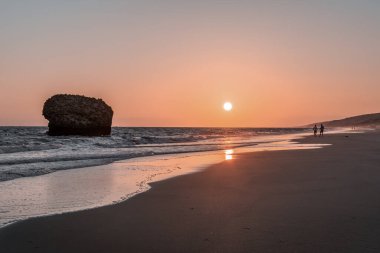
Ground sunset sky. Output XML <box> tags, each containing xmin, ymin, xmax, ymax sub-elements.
<box><xmin>1</xmin><ymin>0</ymin><xmax>379</xmax><ymax>127</ymax></box>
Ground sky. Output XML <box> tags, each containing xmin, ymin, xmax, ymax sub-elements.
<box><xmin>1</xmin><ymin>0</ymin><xmax>379</xmax><ymax>127</ymax></box>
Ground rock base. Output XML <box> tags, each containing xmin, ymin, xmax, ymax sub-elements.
<box><xmin>47</xmin><ymin>126</ymin><xmax>112</xmax><ymax>136</ymax></box>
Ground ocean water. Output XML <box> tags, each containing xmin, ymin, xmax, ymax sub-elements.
<box><xmin>0</xmin><ymin>127</ymin><xmax>309</xmax><ymax>182</ymax></box>
<box><xmin>1</xmin><ymin>126</ymin><xmax>342</xmax><ymax>228</ymax></box>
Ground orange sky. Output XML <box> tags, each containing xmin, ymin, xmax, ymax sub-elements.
<box><xmin>1</xmin><ymin>1</ymin><xmax>379</xmax><ymax>127</ymax></box>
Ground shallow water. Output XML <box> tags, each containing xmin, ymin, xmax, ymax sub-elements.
<box><xmin>0</xmin><ymin>134</ymin><xmax>329</xmax><ymax>228</ymax></box>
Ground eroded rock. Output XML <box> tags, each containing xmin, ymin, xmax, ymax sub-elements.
<box><xmin>43</xmin><ymin>94</ymin><xmax>113</xmax><ymax>136</ymax></box>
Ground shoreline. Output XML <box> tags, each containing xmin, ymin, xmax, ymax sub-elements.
<box><xmin>0</xmin><ymin>131</ymin><xmax>329</xmax><ymax>229</ymax></box>
<box><xmin>1</xmin><ymin>131</ymin><xmax>380</xmax><ymax>252</ymax></box>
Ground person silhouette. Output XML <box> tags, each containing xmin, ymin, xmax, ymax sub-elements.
<box><xmin>319</xmin><ymin>124</ymin><xmax>325</xmax><ymax>137</ymax></box>
<box><xmin>313</xmin><ymin>124</ymin><xmax>318</xmax><ymax>137</ymax></box>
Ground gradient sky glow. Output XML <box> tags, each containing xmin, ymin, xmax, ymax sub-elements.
<box><xmin>1</xmin><ymin>0</ymin><xmax>379</xmax><ymax>127</ymax></box>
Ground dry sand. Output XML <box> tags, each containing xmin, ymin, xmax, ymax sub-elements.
<box><xmin>1</xmin><ymin>131</ymin><xmax>380</xmax><ymax>252</ymax></box>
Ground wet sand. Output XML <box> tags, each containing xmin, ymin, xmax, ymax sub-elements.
<box><xmin>1</xmin><ymin>131</ymin><xmax>380</xmax><ymax>252</ymax></box>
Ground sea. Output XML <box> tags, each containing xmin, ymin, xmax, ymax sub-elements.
<box><xmin>0</xmin><ymin>126</ymin><xmax>325</xmax><ymax>228</ymax></box>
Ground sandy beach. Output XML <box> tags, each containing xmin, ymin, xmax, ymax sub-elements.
<box><xmin>1</xmin><ymin>131</ymin><xmax>380</xmax><ymax>252</ymax></box>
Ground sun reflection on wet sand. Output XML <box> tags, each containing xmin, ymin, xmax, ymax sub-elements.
<box><xmin>225</xmin><ymin>149</ymin><xmax>234</xmax><ymax>160</ymax></box>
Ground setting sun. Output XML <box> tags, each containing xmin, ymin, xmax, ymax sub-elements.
<box><xmin>223</xmin><ymin>102</ymin><xmax>233</xmax><ymax>111</ymax></box>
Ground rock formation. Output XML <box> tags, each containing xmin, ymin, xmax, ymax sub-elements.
<box><xmin>43</xmin><ymin>94</ymin><xmax>113</xmax><ymax>136</ymax></box>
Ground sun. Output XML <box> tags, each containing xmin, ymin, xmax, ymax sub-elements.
<box><xmin>223</xmin><ymin>102</ymin><xmax>233</xmax><ymax>111</ymax></box>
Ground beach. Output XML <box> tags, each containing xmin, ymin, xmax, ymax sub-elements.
<box><xmin>1</xmin><ymin>131</ymin><xmax>380</xmax><ymax>252</ymax></box>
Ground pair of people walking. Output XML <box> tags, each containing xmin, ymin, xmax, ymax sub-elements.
<box><xmin>313</xmin><ymin>124</ymin><xmax>325</xmax><ymax>137</ymax></box>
